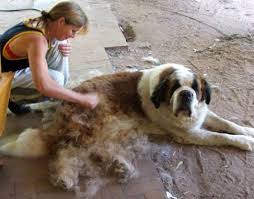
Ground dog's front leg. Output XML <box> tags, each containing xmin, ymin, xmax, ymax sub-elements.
<box><xmin>175</xmin><ymin>129</ymin><xmax>254</xmax><ymax>151</ymax></box>
<box><xmin>203</xmin><ymin>110</ymin><xmax>254</xmax><ymax>137</ymax></box>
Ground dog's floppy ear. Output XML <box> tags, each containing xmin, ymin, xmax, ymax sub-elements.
<box><xmin>201</xmin><ymin>79</ymin><xmax>211</xmax><ymax>105</ymax></box>
<box><xmin>150</xmin><ymin>79</ymin><xmax>168</xmax><ymax>108</ymax></box>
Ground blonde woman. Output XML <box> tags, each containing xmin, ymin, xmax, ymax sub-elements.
<box><xmin>0</xmin><ymin>1</ymin><xmax>100</xmax><ymax>167</ymax></box>
<box><xmin>0</xmin><ymin>1</ymin><xmax>98</xmax><ymax>115</ymax></box>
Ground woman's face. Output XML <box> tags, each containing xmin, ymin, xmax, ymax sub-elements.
<box><xmin>53</xmin><ymin>17</ymin><xmax>81</xmax><ymax>40</ymax></box>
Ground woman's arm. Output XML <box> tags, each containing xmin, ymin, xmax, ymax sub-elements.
<box><xmin>27</xmin><ymin>34</ymin><xmax>98</xmax><ymax>109</ymax></box>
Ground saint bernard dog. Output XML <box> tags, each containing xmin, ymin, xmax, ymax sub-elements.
<box><xmin>1</xmin><ymin>63</ymin><xmax>254</xmax><ymax>194</ymax></box>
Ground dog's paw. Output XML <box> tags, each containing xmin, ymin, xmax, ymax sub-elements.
<box><xmin>238</xmin><ymin>137</ymin><xmax>254</xmax><ymax>151</ymax></box>
<box><xmin>110</xmin><ymin>156</ymin><xmax>136</xmax><ymax>183</ymax></box>
<box><xmin>243</xmin><ymin>127</ymin><xmax>254</xmax><ymax>138</ymax></box>
<box><xmin>56</xmin><ymin>175</ymin><xmax>76</xmax><ymax>190</ymax></box>
<box><xmin>51</xmin><ymin>169</ymin><xmax>79</xmax><ymax>190</ymax></box>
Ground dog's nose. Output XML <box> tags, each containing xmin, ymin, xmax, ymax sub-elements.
<box><xmin>179</xmin><ymin>90</ymin><xmax>193</xmax><ymax>102</ymax></box>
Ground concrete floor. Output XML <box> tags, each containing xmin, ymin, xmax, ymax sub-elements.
<box><xmin>1</xmin><ymin>0</ymin><xmax>254</xmax><ymax>199</ymax></box>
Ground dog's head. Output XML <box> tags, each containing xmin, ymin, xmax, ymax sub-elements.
<box><xmin>149</xmin><ymin>64</ymin><xmax>211</xmax><ymax>117</ymax></box>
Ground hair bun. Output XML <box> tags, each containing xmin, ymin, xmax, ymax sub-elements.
<box><xmin>41</xmin><ymin>10</ymin><xmax>51</xmax><ymax>19</ymax></box>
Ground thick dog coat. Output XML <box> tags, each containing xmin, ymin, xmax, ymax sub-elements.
<box><xmin>1</xmin><ymin>63</ymin><xmax>254</xmax><ymax>196</ymax></box>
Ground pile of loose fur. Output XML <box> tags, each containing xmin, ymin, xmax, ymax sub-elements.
<box><xmin>48</xmin><ymin>115</ymin><xmax>150</xmax><ymax>197</ymax></box>
<box><xmin>40</xmin><ymin>73</ymin><xmax>158</xmax><ymax>198</ymax></box>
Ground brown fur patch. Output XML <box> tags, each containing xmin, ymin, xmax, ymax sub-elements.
<box><xmin>199</xmin><ymin>77</ymin><xmax>207</xmax><ymax>102</ymax></box>
<box><xmin>50</xmin><ymin>72</ymin><xmax>144</xmax><ymax>147</ymax></box>
<box><xmin>159</xmin><ymin>67</ymin><xmax>176</xmax><ymax>82</ymax></box>
<box><xmin>158</xmin><ymin>68</ymin><xmax>182</xmax><ymax>103</ymax></box>
<box><xmin>191</xmin><ymin>75</ymin><xmax>201</xmax><ymax>101</ymax></box>
<box><xmin>197</xmin><ymin>76</ymin><xmax>203</xmax><ymax>101</ymax></box>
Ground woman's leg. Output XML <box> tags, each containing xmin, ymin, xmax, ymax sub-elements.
<box><xmin>9</xmin><ymin>68</ymin><xmax>66</xmax><ymax>114</ymax></box>
<box><xmin>46</xmin><ymin>39</ymin><xmax>69</xmax><ymax>85</ymax></box>
<box><xmin>12</xmin><ymin>68</ymin><xmax>65</xmax><ymax>89</ymax></box>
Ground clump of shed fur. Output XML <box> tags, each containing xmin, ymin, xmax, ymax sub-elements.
<box><xmin>42</xmin><ymin>72</ymin><xmax>155</xmax><ymax>197</ymax></box>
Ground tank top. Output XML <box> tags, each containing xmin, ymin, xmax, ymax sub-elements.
<box><xmin>0</xmin><ymin>22</ymin><xmax>44</xmax><ymax>72</ymax></box>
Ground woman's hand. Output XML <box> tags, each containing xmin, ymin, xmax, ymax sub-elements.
<box><xmin>58</xmin><ymin>41</ymin><xmax>72</xmax><ymax>57</ymax></box>
<box><xmin>80</xmin><ymin>93</ymin><xmax>99</xmax><ymax>109</ymax></box>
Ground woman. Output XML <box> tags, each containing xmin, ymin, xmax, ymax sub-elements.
<box><xmin>0</xmin><ymin>1</ymin><xmax>99</xmax><ymax>136</ymax></box>
<box><xmin>0</xmin><ymin>1</ymin><xmax>98</xmax><ymax>116</ymax></box>
<box><xmin>0</xmin><ymin>1</ymin><xmax>99</xmax><ymax>167</ymax></box>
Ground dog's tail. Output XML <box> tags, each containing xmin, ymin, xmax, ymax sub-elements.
<box><xmin>0</xmin><ymin>128</ymin><xmax>48</xmax><ymax>158</ymax></box>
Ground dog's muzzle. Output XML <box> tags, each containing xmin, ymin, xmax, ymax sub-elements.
<box><xmin>175</xmin><ymin>90</ymin><xmax>193</xmax><ymax>117</ymax></box>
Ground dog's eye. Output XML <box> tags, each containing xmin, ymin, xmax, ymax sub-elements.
<box><xmin>191</xmin><ymin>79</ymin><xmax>199</xmax><ymax>96</ymax></box>
<box><xmin>171</xmin><ymin>80</ymin><xmax>181</xmax><ymax>92</ymax></box>
<box><xmin>169</xmin><ymin>80</ymin><xmax>181</xmax><ymax>97</ymax></box>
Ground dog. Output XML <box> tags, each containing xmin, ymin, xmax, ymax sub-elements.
<box><xmin>1</xmin><ymin>63</ymin><xmax>254</xmax><ymax>197</ymax></box>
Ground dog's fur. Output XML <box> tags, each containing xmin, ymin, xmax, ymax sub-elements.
<box><xmin>1</xmin><ymin>63</ymin><xmax>254</xmax><ymax>197</ymax></box>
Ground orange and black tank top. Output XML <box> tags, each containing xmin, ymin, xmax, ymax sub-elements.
<box><xmin>0</xmin><ymin>22</ymin><xmax>43</xmax><ymax>72</ymax></box>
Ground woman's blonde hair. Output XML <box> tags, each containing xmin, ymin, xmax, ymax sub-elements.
<box><xmin>27</xmin><ymin>1</ymin><xmax>88</xmax><ymax>33</ymax></box>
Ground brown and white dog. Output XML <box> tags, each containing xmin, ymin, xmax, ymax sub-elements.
<box><xmin>140</xmin><ymin>63</ymin><xmax>254</xmax><ymax>148</ymax></box>
<box><xmin>1</xmin><ymin>63</ymin><xmax>254</xmax><ymax>196</ymax></box>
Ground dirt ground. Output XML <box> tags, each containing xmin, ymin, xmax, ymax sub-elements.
<box><xmin>104</xmin><ymin>0</ymin><xmax>254</xmax><ymax>198</ymax></box>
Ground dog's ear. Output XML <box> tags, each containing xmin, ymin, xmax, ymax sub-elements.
<box><xmin>150</xmin><ymin>79</ymin><xmax>168</xmax><ymax>108</ymax></box>
<box><xmin>201</xmin><ymin>79</ymin><xmax>211</xmax><ymax>105</ymax></box>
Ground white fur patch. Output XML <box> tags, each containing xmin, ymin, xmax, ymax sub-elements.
<box><xmin>0</xmin><ymin>128</ymin><xmax>48</xmax><ymax>157</ymax></box>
